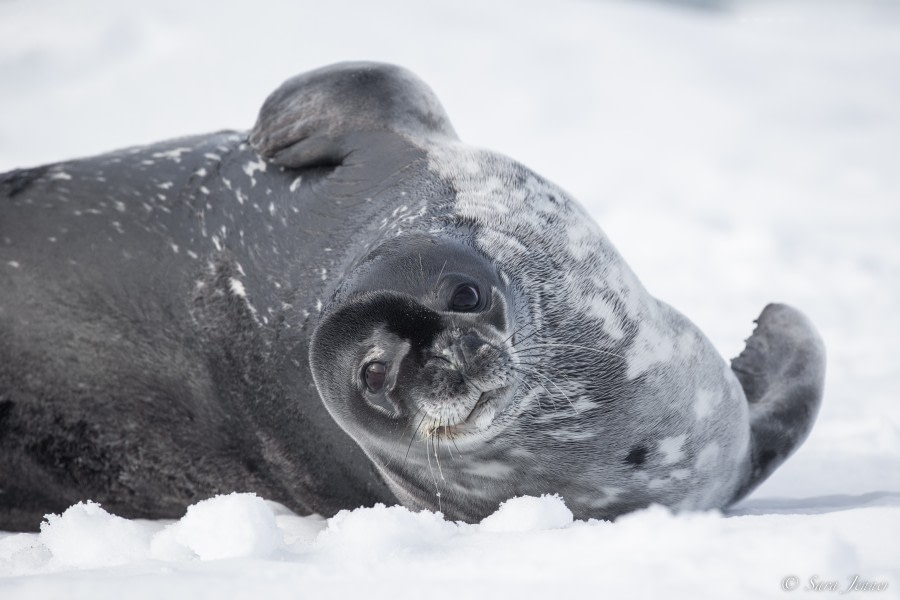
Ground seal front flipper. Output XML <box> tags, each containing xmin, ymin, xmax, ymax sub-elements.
<box><xmin>730</xmin><ymin>303</ymin><xmax>826</xmax><ymax>502</ymax></box>
<box><xmin>249</xmin><ymin>62</ymin><xmax>457</xmax><ymax>169</ymax></box>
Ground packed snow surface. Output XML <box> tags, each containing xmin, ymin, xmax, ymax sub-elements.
<box><xmin>1</xmin><ymin>493</ymin><xmax>896</xmax><ymax>598</ymax></box>
<box><xmin>1</xmin><ymin>0</ymin><xmax>899</xmax><ymax>598</ymax></box>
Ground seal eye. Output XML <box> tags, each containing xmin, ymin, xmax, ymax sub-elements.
<box><xmin>364</xmin><ymin>362</ymin><xmax>387</xmax><ymax>393</ymax></box>
<box><xmin>450</xmin><ymin>284</ymin><xmax>480</xmax><ymax>312</ymax></box>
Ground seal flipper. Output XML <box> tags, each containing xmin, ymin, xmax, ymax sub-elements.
<box><xmin>730</xmin><ymin>303</ymin><xmax>826</xmax><ymax>502</ymax></box>
<box><xmin>249</xmin><ymin>62</ymin><xmax>457</xmax><ymax>169</ymax></box>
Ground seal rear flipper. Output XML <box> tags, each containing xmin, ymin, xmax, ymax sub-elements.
<box><xmin>249</xmin><ymin>62</ymin><xmax>458</xmax><ymax>169</ymax></box>
<box><xmin>730</xmin><ymin>303</ymin><xmax>826</xmax><ymax>502</ymax></box>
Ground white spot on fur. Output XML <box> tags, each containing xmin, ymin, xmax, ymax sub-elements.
<box><xmin>289</xmin><ymin>176</ymin><xmax>302</xmax><ymax>192</ymax></box>
<box><xmin>588</xmin><ymin>487</ymin><xmax>624</xmax><ymax>508</ymax></box>
<box><xmin>157</xmin><ymin>182</ymin><xmax>173</xmax><ymax>190</ymax></box>
<box><xmin>211</xmin><ymin>235</ymin><xmax>222</xmax><ymax>251</ymax></box>
<box><xmin>243</xmin><ymin>157</ymin><xmax>267</xmax><ymax>183</ymax></box>
<box><xmin>170</xmin><ymin>243</ymin><xmax>179</xmax><ymax>254</ymax></box>
<box><xmin>676</xmin><ymin>330</ymin><xmax>697</xmax><ymax>355</ymax></box>
<box><xmin>658</xmin><ymin>434</ymin><xmax>686</xmax><ymax>466</ymax></box>
<box><xmin>626</xmin><ymin>320</ymin><xmax>674</xmax><ymax>379</ymax></box>
<box><xmin>7</xmin><ymin>261</ymin><xmax>20</xmax><ymax>268</ymax></box>
<box><xmin>186</xmin><ymin>250</ymin><xmax>199</xmax><ymax>260</ymax></box>
<box><xmin>228</xmin><ymin>278</ymin><xmax>260</xmax><ymax>322</ymax></box>
<box><xmin>114</xmin><ymin>201</ymin><xmax>126</xmax><ymax>212</ymax></box>
<box><xmin>694</xmin><ymin>389</ymin><xmax>716</xmax><ymax>420</ymax></box>
<box><xmin>696</xmin><ymin>442</ymin><xmax>720</xmax><ymax>471</ymax></box>
<box><xmin>565</xmin><ymin>216</ymin><xmax>603</xmax><ymax>262</ymax></box>
<box><xmin>462</xmin><ymin>460</ymin><xmax>515</xmax><ymax>479</ymax></box>
<box><xmin>583</xmin><ymin>284</ymin><xmax>626</xmax><ymax>339</ymax></box>
<box><xmin>49</xmin><ymin>171</ymin><xmax>72</xmax><ymax>181</ymax></box>
<box><xmin>670</xmin><ymin>469</ymin><xmax>691</xmax><ymax>480</ymax></box>
<box><xmin>152</xmin><ymin>148</ymin><xmax>190</xmax><ymax>163</ymax></box>
<box><xmin>546</xmin><ymin>428</ymin><xmax>596</xmax><ymax>442</ymax></box>
<box><xmin>508</xmin><ymin>447</ymin><xmax>533</xmax><ymax>459</ymax></box>
<box><xmin>229</xmin><ymin>278</ymin><xmax>246</xmax><ymax>298</ymax></box>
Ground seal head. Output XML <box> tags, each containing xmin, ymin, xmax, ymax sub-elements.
<box><xmin>310</xmin><ymin>234</ymin><xmax>517</xmax><ymax>447</ymax></box>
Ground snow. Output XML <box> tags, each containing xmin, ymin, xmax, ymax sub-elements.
<box><xmin>1</xmin><ymin>0</ymin><xmax>899</xmax><ymax>597</ymax></box>
<box><xmin>1</xmin><ymin>494</ymin><xmax>896</xmax><ymax>598</ymax></box>
<box><xmin>479</xmin><ymin>494</ymin><xmax>574</xmax><ymax>532</ymax></box>
<box><xmin>39</xmin><ymin>502</ymin><xmax>153</xmax><ymax>569</ymax></box>
<box><xmin>156</xmin><ymin>494</ymin><xmax>284</xmax><ymax>561</ymax></box>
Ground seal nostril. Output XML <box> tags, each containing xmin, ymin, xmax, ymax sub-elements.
<box><xmin>364</xmin><ymin>361</ymin><xmax>387</xmax><ymax>393</ymax></box>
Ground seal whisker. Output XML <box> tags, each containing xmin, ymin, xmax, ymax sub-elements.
<box><xmin>508</xmin><ymin>365</ymin><xmax>565</xmax><ymax>411</ymax></box>
<box><xmin>434</xmin><ymin>423</ymin><xmax>446</xmax><ymax>482</ymax></box>
<box><xmin>431</xmin><ymin>259</ymin><xmax>448</xmax><ymax>296</ymax></box>
<box><xmin>506</xmin><ymin>371</ymin><xmax>549</xmax><ymax>413</ymax></box>
<box><xmin>424</xmin><ymin>433</ymin><xmax>443</xmax><ymax>513</ymax></box>
<box><xmin>499</xmin><ymin>321</ymin><xmax>533</xmax><ymax>347</ymax></box>
<box><xmin>508</xmin><ymin>357</ymin><xmax>545</xmax><ymax>367</ymax></box>
<box><xmin>508</xmin><ymin>370</ymin><xmax>559</xmax><ymax>413</ymax></box>
<box><xmin>505</xmin><ymin>326</ymin><xmax>542</xmax><ymax>350</ymax></box>
<box><xmin>433</xmin><ymin>432</ymin><xmax>444</xmax><ymax>482</ymax></box>
<box><xmin>477</xmin><ymin>326</ymin><xmax>539</xmax><ymax>366</ymax></box>
<box><xmin>417</xmin><ymin>253</ymin><xmax>426</xmax><ymax>287</ymax></box>
<box><xmin>441</xmin><ymin>416</ymin><xmax>455</xmax><ymax>460</ymax></box>
<box><xmin>441</xmin><ymin>416</ymin><xmax>457</xmax><ymax>461</ymax></box>
<box><xmin>448</xmin><ymin>426</ymin><xmax>461</xmax><ymax>457</ymax></box>
<box><xmin>519</xmin><ymin>365</ymin><xmax>576</xmax><ymax>411</ymax></box>
<box><xmin>404</xmin><ymin>410</ymin><xmax>428</xmax><ymax>466</ymax></box>
<box><xmin>509</xmin><ymin>342</ymin><xmax>624</xmax><ymax>360</ymax></box>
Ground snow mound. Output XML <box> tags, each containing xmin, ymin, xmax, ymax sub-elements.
<box><xmin>316</xmin><ymin>503</ymin><xmax>457</xmax><ymax>557</ymax></box>
<box><xmin>152</xmin><ymin>493</ymin><xmax>284</xmax><ymax>560</ymax></box>
<box><xmin>40</xmin><ymin>501</ymin><xmax>153</xmax><ymax>569</ymax></box>
<box><xmin>479</xmin><ymin>494</ymin><xmax>573</xmax><ymax>532</ymax></box>
<box><xmin>0</xmin><ymin>493</ymin><xmax>289</xmax><ymax>574</ymax></box>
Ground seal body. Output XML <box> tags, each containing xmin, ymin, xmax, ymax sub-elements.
<box><xmin>0</xmin><ymin>63</ymin><xmax>826</xmax><ymax>531</ymax></box>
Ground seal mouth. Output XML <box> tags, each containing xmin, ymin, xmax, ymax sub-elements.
<box><xmin>421</xmin><ymin>383</ymin><xmax>516</xmax><ymax>441</ymax></box>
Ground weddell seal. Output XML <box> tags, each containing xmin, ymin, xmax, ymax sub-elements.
<box><xmin>0</xmin><ymin>62</ymin><xmax>826</xmax><ymax>531</ymax></box>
